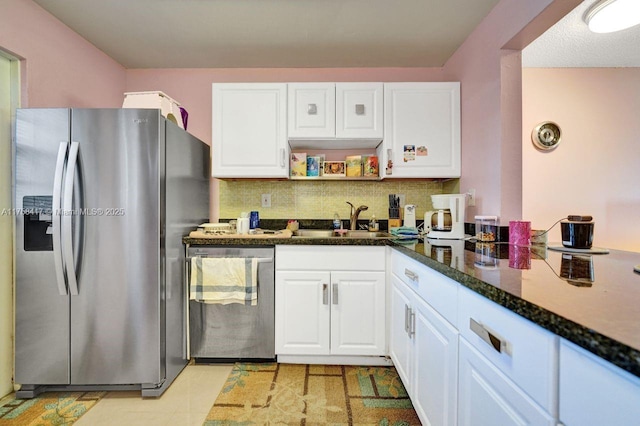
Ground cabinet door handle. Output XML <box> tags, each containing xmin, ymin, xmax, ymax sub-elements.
<box><xmin>404</xmin><ymin>268</ymin><xmax>419</xmax><ymax>282</ymax></box>
<box><xmin>332</xmin><ymin>283</ymin><xmax>339</xmax><ymax>305</ymax></box>
<box><xmin>404</xmin><ymin>304</ymin><xmax>409</xmax><ymax>333</ymax></box>
<box><xmin>307</xmin><ymin>103</ymin><xmax>317</xmax><ymax>115</ymax></box>
<box><xmin>322</xmin><ymin>284</ymin><xmax>329</xmax><ymax>305</ymax></box>
<box><xmin>280</xmin><ymin>148</ymin><xmax>285</xmax><ymax>168</ymax></box>
<box><xmin>408</xmin><ymin>308</ymin><xmax>416</xmax><ymax>338</ymax></box>
<box><xmin>470</xmin><ymin>318</ymin><xmax>507</xmax><ymax>354</ymax></box>
<box><xmin>355</xmin><ymin>104</ymin><xmax>365</xmax><ymax>115</ymax></box>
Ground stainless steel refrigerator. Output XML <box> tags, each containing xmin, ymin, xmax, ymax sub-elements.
<box><xmin>13</xmin><ymin>108</ymin><xmax>209</xmax><ymax>398</ymax></box>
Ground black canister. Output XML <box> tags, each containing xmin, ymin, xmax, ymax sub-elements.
<box><xmin>561</xmin><ymin>219</ymin><xmax>594</xmax><ymax>249</ymax></box>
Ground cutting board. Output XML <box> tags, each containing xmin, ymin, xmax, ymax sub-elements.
<box><xmin>188</xmin><ymin>229</ymin><xmax>292</xmax><ymax>239</ymax></box>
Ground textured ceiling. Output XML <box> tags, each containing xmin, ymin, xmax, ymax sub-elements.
<box><xmin>33</xmin><ymin>0</ymin><xmax>501</xmax><ymax>68</ymax></box>
<box><xmin>523</xmin><ymin>0</ymin><xmax>640</xmax><ymax>68</ymax></box>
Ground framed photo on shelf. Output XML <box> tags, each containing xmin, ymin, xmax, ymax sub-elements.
<box><xmin>290</xmin><ymin>152</ymin><xmax>307</xmax><ymax>177</ymax></box>
<box><xmin>306</xmin><ymin>156</ymin><xmax>320</xmax><ymax>177</ymax></box>
<box><xmin>323</xmin><ymin>161</ymin><xmax>346</xmax><ymax>177</ymax></box>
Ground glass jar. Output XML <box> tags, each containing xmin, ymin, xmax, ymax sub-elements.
<box><xmin>475</xmin><ymin>215</ymin><xmax>498</xmax><ymax>242</ymax></box>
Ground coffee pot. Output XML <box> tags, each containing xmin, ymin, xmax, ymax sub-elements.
<box><xmin>425</xmin><ymin>209</ymin><xmax>452</xmax><ymax>231</ymax></box>
<box><xmin>425</xmin><ymin>194</ymin><xmax>467</xmax><ymax>239</ymax></box>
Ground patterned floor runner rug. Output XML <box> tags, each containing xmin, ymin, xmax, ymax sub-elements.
<box><xmin>204</xmin><ymin>363</ymin><xmax>421</xmax><ymax>425</ymax></box>
<box><xmin>0</xmin><ymin>391</ymin><xmax>105</xmax><ymax>425</ymax></box>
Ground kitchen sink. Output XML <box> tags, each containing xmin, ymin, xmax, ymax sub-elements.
<box><xmin>292</xmin><ymin>229</ymin><xmax>335</xmax><ymax>238</ymax></box>
<box><xmin>343</xmin><ymin>230</ymin><xmax>393</xmax><ymax>238</ymax></box>
<box><xmin>292</xmin><ymin>229</ymin><xmax>392</xmax><ymax>239</ymax></box>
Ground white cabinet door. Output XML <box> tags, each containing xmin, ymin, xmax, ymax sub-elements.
<box><xmin>413</xmin><ymin>294</ymin><xmax>458</xmax><ymax>426</ymax></box>
<box><xmin>382</xmin><ymin>82</ymin><xmax>460</xmax><ymax>178</ymax></box>
<box><xmin>559</xmin><ymin>339</ymin><xmax>640</xmax><ymax>426</ymax></box>
<box><xmin>389</xmin><ymin>274</ymin><xmax>414</xmax><ymax>394</ymax></box>
<box><xmin>275</xmin><ymin>271</ymin><xmax>331</xmax><ymax>355</ymax></box>
<box><xmin>336</xmin><ymin>83</ymin><xmax>383</xmax><ymax>139</ymax></box>
<box><xmin>458</xmin><ymin>338</ymin><xmax>555</xmax><ymax>426</ymax></box>
<box><xmin>288</xmin><ymin>83</ymin><xmax>335</xmax><ymax>138</ymax></box>
<box><xmin>330</xmin><ymin>271</ymin><xmax>385</xmax><ymax>356</ymax></box>
<box><xmin>212</xmin><ymin>83</ymin><xmax>288</xmax><ymax>178</ymax></box>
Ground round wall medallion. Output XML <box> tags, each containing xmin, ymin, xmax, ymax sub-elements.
<box><xmin>532</xmin><ymin>121</ymin><xmax>561</xmax><ymax>151</ymax></box>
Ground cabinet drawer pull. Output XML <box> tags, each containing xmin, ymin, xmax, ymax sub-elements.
<box><xmin>322</xmin><ymin>284</ymin><xmax>328</xmax><ymax>305</ymax></box>
<box><xmin>280</xmin><ymin>148</ymin><xmax>285</xmax><ymax>168</ymax></box>
<box><xmin>470</xmin><ymin>318</ymin><xmax>508</xmax><ymax>354</ymax></box>
<box><xmin>332</xmin><ymin>283</ymin><xmax>339</xmax><ymax>305</ymax></box>
<box><xmin>404</xmin><ymin>268</ymin><xmax>419</xmax><ymax>282</ymax></box>
<box><xmin>355</xmin><ymin>104</ymin><xmax>365</xmax><ymax>115</ymax></box>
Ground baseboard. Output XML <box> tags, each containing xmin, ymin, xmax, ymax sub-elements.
<box><xmin>276</xmin><ymin>355</ymin><xmax>394</xmax><ymax>366</ymax></box>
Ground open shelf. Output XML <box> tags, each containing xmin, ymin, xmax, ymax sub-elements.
<box><xmin>289</xmin><ymin>176</ymin><xmax>381</xmax><ymax>181</ymax></box>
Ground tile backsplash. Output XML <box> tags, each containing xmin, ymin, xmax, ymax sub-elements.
<box><xmin>219</xmin><ymin>179</ymin><xmax>460</xmax><ymax>220</ymax></box>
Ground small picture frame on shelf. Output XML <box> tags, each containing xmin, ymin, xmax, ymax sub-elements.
<box><xmin>345</xmin><ymin>155</ymin><xmax>362</xmax><ymax>177</ymax></box>
<box><xmin>363</xmin><ymin>155</ymin><xmax>379</xmax><ymax>177</ymax></box>
<box><xmin>290</xmin><ymin>152</ymin><xmax>307</xmax><ymax>177</ymax></box>
<box><xmin>306</xmin><ymin>156</ymin><xmax>320</xmax><ymax>177</ymax></box>
<box><xmin>323</xmin><ymin>161</ymin><xmax>345</xmax><ymax>177</ymax></box>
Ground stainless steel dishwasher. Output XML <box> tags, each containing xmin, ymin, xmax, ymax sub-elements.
<box><xmin>186</xmin><ymin>245</ymin><xmax>275</xmax><ymax>362</ymax></box>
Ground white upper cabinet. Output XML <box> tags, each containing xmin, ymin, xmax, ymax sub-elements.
<box><xmin>288</xmin><ymin>83</ymin><xmax>383</xmax><ymax>148</ymax></box>
<box><xmin>211</xmin><ymin>83</ymin><xmax>288</xmax><ymax>178</ymax></box>
<box><xmin>288</xmin><ymin>83</ymin><xmax>336</xmax><ymax>139</ymax></box>
<box><xmin>382</xmin><ymin>82</ymin><xmax>461</xmax><ymax>178</ymax></box>
<box><xmin>335</xmin><ymin>83</ymin><xmax>383</xmax><ymax>140</ymax></box>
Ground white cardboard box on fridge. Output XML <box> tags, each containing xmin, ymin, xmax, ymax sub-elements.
<box><xmin>122</xmin><ymin>91</ymin><xmax>185</xmax><ymax>129</ymax></box>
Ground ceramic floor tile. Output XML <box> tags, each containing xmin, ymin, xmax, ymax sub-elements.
<box><xmin>164</xmin><ymin>410</ymin><xmax>210</xmax><ymax>426</ymax></box>
<box><xmin>75</xmin><ymin>364</ymin><xmax>233</xmax><ymax>425</ymax></box>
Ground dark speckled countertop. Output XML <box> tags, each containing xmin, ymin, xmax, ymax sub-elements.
<box><xmin>183</xmin><ymin>234</ymin><xmax>640</xmax><ymax>378</ymax></box>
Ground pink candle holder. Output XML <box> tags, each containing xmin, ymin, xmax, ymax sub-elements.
<box><xmin>509</xmin><ymin>221</ymin><xmax>531</xmax><ymax>246</ymax></box>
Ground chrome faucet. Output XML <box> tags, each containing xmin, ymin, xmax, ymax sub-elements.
<box><xmin>346</xmin><ymin>202</ymin><xmax>369</xmax><ymax>230</ymax></box>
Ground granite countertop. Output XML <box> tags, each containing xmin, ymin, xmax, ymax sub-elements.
<box><xmin>183</xmin><ymin>233</ymin><xmax>640</xmax><ymax>378</ymax></box>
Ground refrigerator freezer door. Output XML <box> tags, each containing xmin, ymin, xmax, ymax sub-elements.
<box><xmin>163</xmin><ymin>122</ymin><xmax>210</xmax><ymax>388</ymax></box>
<box><xmin>69</xmin><ymin>109</ymin><xmax>162</xmax><ymax>385</ymax></box>
<box><xmin>15</xmin><ymin>108</ymin><xmax>72</xmax><ymax>385</ymax></box>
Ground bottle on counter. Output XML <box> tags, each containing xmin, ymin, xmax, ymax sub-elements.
<box><xmin>333</xmin><ymin>213</ymin><xmax>341</xmax><ymax>230</ymax></box>
<box><xmin>369</xmin><ymin>215</ymin><xmax>379</xmax><ymax>232</ymax></box>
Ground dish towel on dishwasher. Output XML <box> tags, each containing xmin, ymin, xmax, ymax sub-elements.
<box><xmin>190</xmin><ymin>257</ymin><xmax>258</xmax><ymax>305</ymax></box>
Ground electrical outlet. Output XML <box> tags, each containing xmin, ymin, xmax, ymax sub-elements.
<box><xmin>398</xmin><ymin>194</ymin><xmax>406</xmax><ymax>207</ymax></box>
<box><xmin>467</xmin><ymin>189</ymin><xmax>476</xmax><ymax>206</ymax></box>
<box><xmin>261</xmin><ymin>194</ymin><xmax>271</xmax><ymax>208</ymax></box>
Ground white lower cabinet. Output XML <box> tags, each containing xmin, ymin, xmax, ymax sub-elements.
<box><xmin>458</xmin><ymin>338</ymin><xmax>555</xmax><ymax>426</ymax></box>
<box><xmin>559</xmin><ymin>339</ymin><xmax>640</xmax><ymax>426</ymax></box>
<box><xmin>389</xmin><ymin>266</ymin><xmax>458</xmax><ymax>426</ymax></box>
<box><xmin>275</xmin><ymin>246</ymin><xmax>386</xmax><ymax>357</ymax></box>
<box><xmin>457</xmin><ymin>285</ymin><xmax>558</xmax><ymax>425</ymax></box>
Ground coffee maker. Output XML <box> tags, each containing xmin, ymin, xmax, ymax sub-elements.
<box><xmin>425</xmin><ymin>194</ymin><xmax>467</xmax><ymax>239</ymax></box>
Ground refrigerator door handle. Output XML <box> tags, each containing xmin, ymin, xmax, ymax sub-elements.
<box><xmin>63</xmin><ymin>141</ymin><xmax>80</xmax><ymax>296</ymax></box>
<box><xmin>52</xmin><ymin>142</ymin><xmax>69</xmax><ymax>296</ymax></box>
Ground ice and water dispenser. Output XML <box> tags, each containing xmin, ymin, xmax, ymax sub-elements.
<box><xmin>22</xmin><ymin>195</ymin><xmax>53</xmax><ymax>251</ymax></box>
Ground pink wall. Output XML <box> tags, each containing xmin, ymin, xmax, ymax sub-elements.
<box><xmin>442</xmin><ymin>0</ymin><xmax>581</xmax><ymax>223</ymax></box>
<box><xmin>522</xmin><ymin>68</ymin><xmax>640</xmax><ymax>252</ymax></box>
<box><xmin>0</xmin><ymin>0</ymin><xmax>125</xmax><ymax>107</ymax></box>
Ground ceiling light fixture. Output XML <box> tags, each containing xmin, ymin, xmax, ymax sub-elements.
<box><xmin>585</xmin><ymin>0</ymin><xmax>640</xmax><ymax>33</ymax></box>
